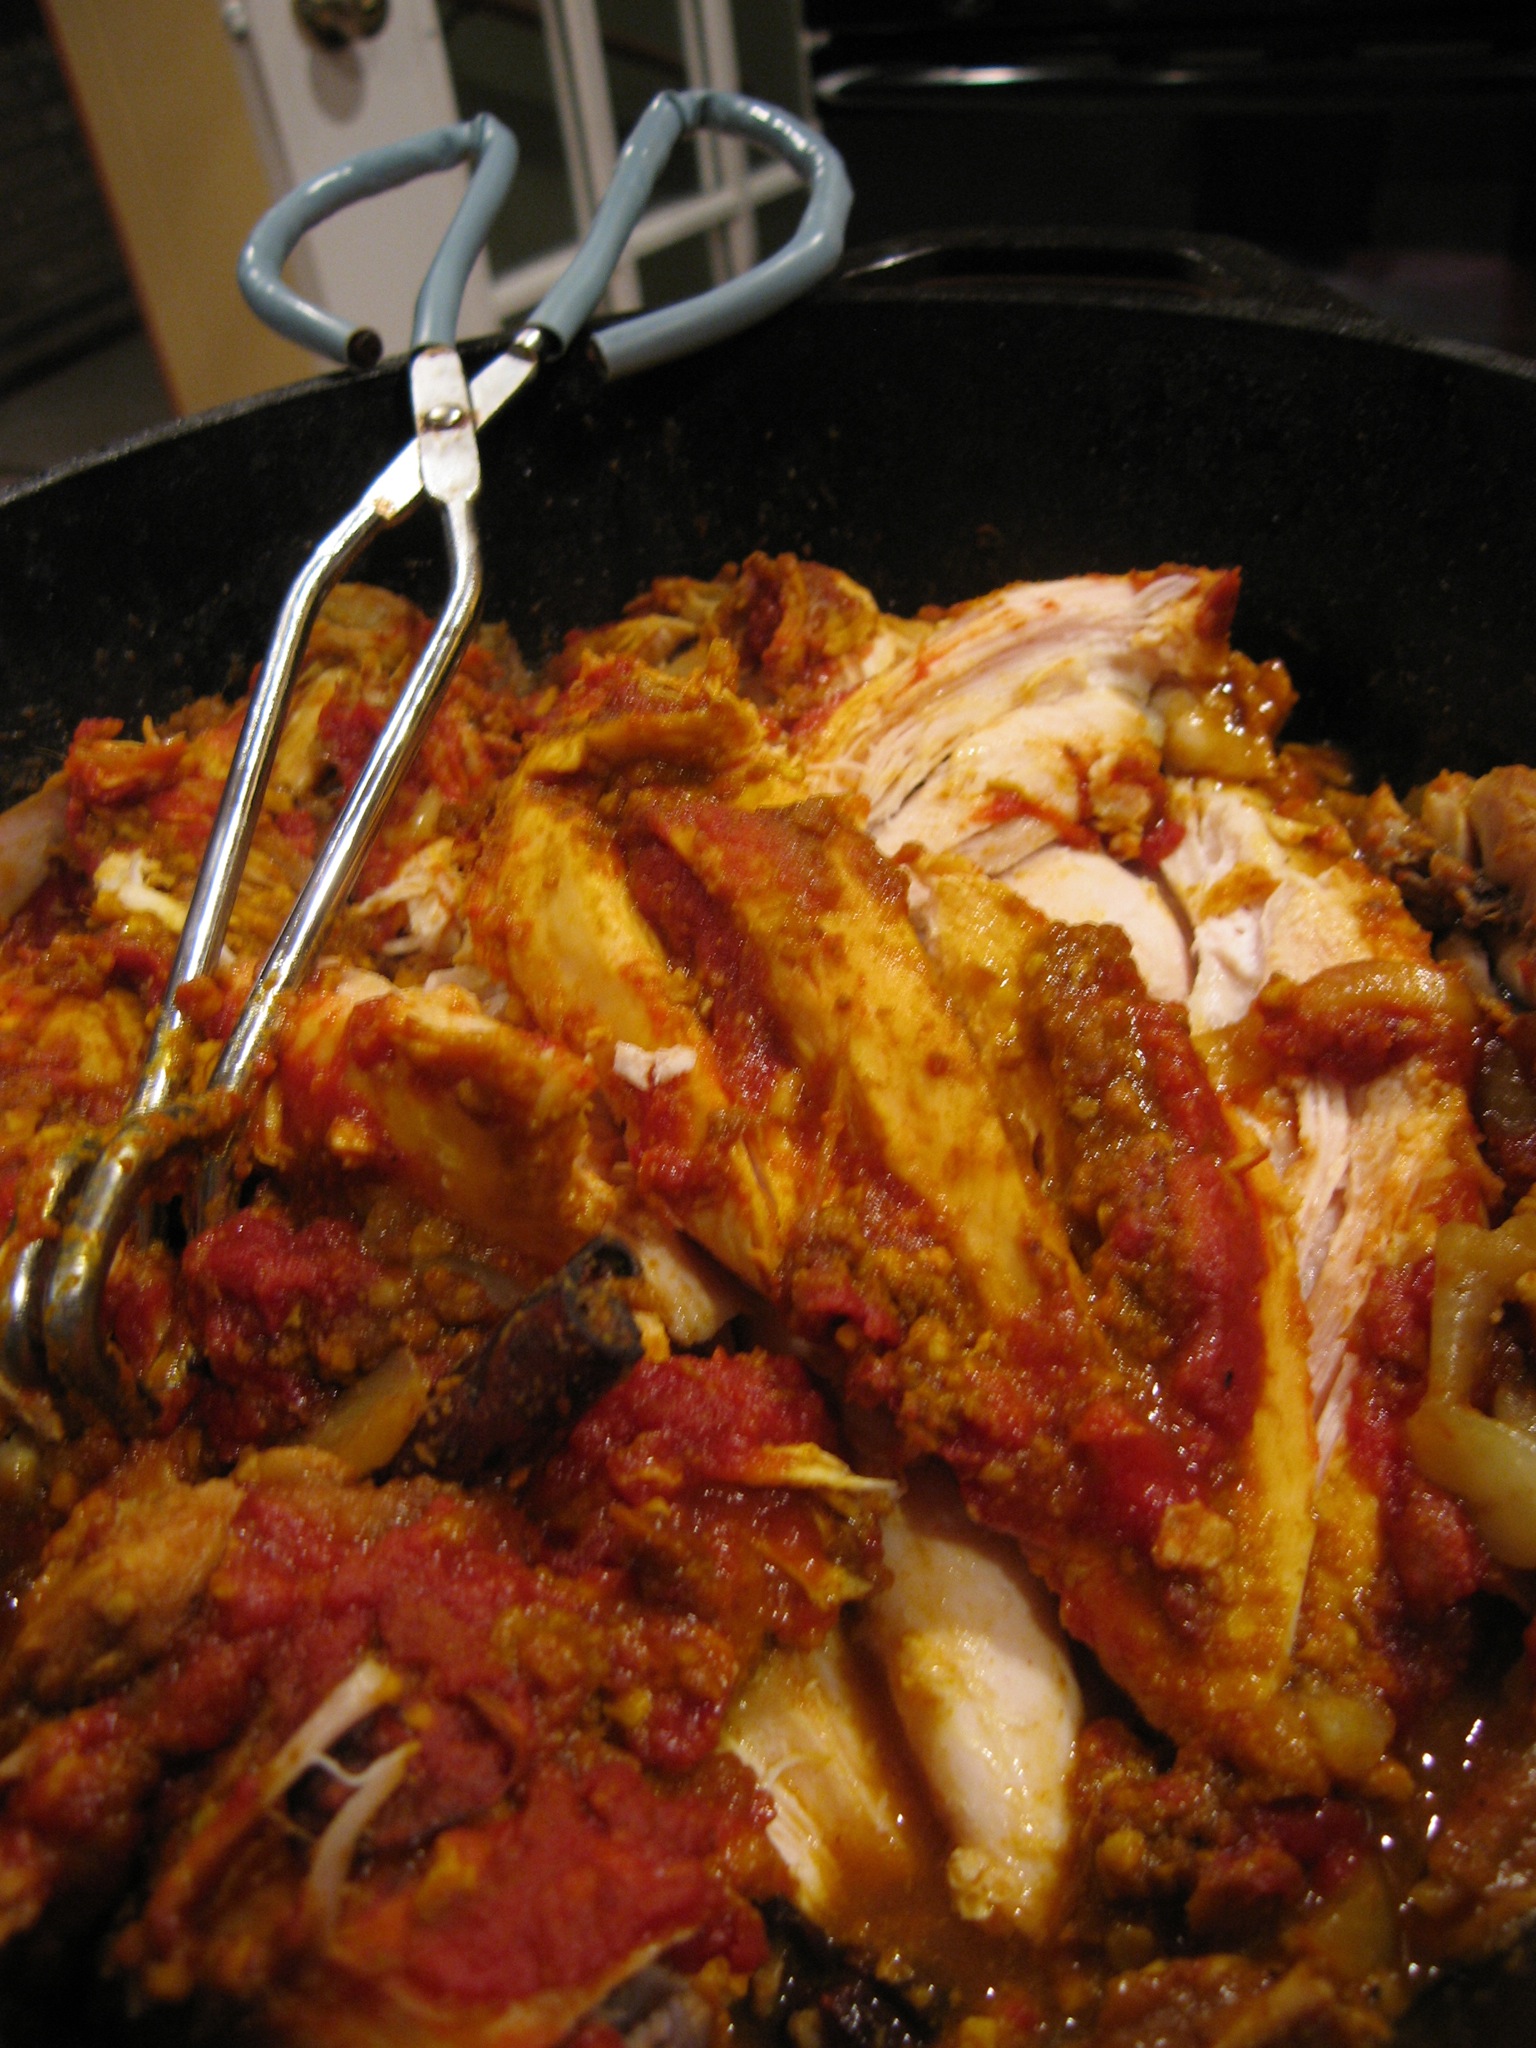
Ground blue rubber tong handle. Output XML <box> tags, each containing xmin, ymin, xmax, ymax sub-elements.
<box><xmin>530</xmin><ymin>89</ymin><xmax>851</xmax><ymax>379</ymax></box>
<box><xmin>238</xmin><ymin>112</ymin><xmax>518</xmax><ymax>366</ymax></box>
<box><xmin>239</xmin><ymin>93</ymin><xmax>848</xmax><ymax>380</ymax></box>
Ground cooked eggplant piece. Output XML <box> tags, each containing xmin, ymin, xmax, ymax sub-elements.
<box><xmin>747</xmin><ymin>1900</ymin><xmax>939</xmax><ymax>2048</ymax></box>
<box><xmin>596</xmin><ymin>1966</ymin><xmax>713</xmax><ymax>2048</ymax></box>
<box><xmin>395</xmin><ymin>1238</ymin><xmax>642</xmax><ymax>1479</ymax></box>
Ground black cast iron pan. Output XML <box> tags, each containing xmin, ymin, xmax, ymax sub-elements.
<box><xmin>5</xmin><ymin>227</ymin><xmax>1536</xmax><ymax>798</ymax></box>
<box><xmin>2</xmin><ymin>230</ymin><xmax>1536</xmax><ymax>2041</ymax></box>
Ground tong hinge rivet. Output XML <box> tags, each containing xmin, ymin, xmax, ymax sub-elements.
<box><xmin>423</xmin><ymin>403</ymin><xmax>467</xmax><ymax>431</ymax></box>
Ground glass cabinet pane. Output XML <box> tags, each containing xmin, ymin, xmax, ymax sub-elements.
<box><xmin>440</xmin><ymin>0</ymin><xmax>809</xmax><ymax>309</ymax></box>
<box><xmin>438</xmin><ymin>2</ymin><xmax>576</xmax><ymax>277</ymax></box>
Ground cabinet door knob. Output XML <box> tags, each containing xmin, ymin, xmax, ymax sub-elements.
<box><xmin>293</xmin><ymin>0</ymin><xmax>389</xmax><ymax>50</ymax></box>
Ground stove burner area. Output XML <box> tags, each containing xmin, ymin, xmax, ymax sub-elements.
<box><xmin>807</xmin><ymin>2</ymin><xmax>1536</xmax><ymax>357</ymax></box>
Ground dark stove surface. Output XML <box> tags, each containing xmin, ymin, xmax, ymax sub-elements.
<box><xmin>807</xmin><ymin>0</ymin><xmax>1536</xmax><ymax>357</ymax></box>
<box><xmin>806</xmin><ymin>0</ymin><xmax>1536</xmax><ymax>92</ymax></box>
<box><xmin>806</xmin><ymin>1</ymin><xmax>1533</xmax><ymax>35</ymax></box>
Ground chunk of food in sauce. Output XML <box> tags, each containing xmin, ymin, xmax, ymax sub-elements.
<box><xmin>0</xmin><ymin>559</ymin><xmax>1534</xmax><ymax>2048</ymax></box>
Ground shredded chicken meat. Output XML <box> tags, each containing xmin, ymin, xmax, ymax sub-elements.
<box><xmin>0</xmin><ymin>555</ymin><xmax>1533</xmax><ymax>2048</ymax></box>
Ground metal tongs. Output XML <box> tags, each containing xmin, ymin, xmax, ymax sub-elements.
<box><xmin>3</xmin><ymin>90</ymin><xmax>850</xmax><ymax>1424</ymax></box>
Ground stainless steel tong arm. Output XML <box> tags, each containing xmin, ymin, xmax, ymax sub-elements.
<box><xmin>41</xmin><ymin>348</ymin><xmax>492</xmax><ymax>1418</ymax></box>
<box><xmin>10</xmin><ymin>86</ymin><xmax>850</xmax><ymax>1420</ymax></box>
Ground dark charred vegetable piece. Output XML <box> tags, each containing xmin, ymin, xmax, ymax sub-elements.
<box><xmin>395</xmin><ymin>1239</ymin><xmax>641</xmax><ymax>1479</ymax></box>
<box><xmin>1341</xmin><ymin>767</ymin><xmax>1536</xmax><ymax>1006</ymax></box>
<box><xmin>745</xmin><ymin>1901</ymin><xmax>940</xmax><ymax>2048</ymax></box>
<box><xmin>596</xmin><ymin>1967</ymin><xmax>713</xmax><ymax>2048</ymax></box>
<box><xmin>1474</xmin><ymin>1018</ymin><xmax>1536</xmax><ymax>1201</ymax></box>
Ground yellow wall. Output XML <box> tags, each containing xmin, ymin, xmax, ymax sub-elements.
<box><xmin>43</xmin><ymin>0</ymin><xmax>314</xmax><ymax>415</ymax></box>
